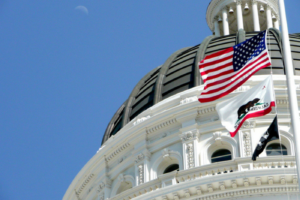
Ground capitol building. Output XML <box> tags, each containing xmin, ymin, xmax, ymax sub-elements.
<box><xmin>63</xmin><ymin>0</ymin><xmax>300</xmax><ymax>199</ymax></box>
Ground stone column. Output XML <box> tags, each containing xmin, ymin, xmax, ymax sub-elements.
<box><xmin>214</xmin><ymin>18</ymin><xmax>220</xmax><ymax>36</ymax></box>
<box><xmin>134</xmin><ymin>150</ymin><xmax>151</xmax><ymax>186</ymax></box>
<box><xmin>266</xmin><ymin>5</ymin><xmax>273</xmax><ymax>29</ymax></box>
<box><xmin>252</xmin><ymin>0</ymin><xmax>260</xmax><ymax>31</ymax></box>
<box><xmin>222</xmin><ymin>7</ymin><xmax>230</xmax><ymax>36</ymax></box>
<box><xmin>274</xmin><ymin>14</ymin><xmax>280</xmax><ymax>29</ymax></box>
<box><xmin>236</xmin><ymin>0</ymin><xmax>244</xmax><ymax>30</ymax></box>
<box><xmin>180</xmin><ymin>129</ymin><xmax>200</xmax><ymax>169</ymax></box>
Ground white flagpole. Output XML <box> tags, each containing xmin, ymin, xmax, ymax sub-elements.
<box><xmin>278</xmin><ymin>0</ymin><xmax>300</xmax><ymax>188</ymax></box>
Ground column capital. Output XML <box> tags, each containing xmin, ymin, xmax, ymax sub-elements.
<box><xmin>179</xmin><ymin>129</ymin><xmax>199</xmax><ymax>142</ymax></box>
<box><xmin>251</xmin><ymin>0</ymin><xmax>258</xmax><ymax>4</ymax></box>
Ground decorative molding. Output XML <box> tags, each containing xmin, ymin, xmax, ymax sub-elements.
<box><xmin>187</xmin><ymin>143</ymin><xmax>194</xmax><ymax>168</ymax></box>
<box><xmin>133</xmin><ymin>115</ymin><xmax>151</xmax><ymax>126</ymax></box>
<box><xmin>135</xmin><ymin>153</ymin><xmax>145</xmax><ymax>164</ymax></box>
<box><xmin>146</xmin><ymin>118</ymin><xmax>177</xmax><ymax>134</ymax></box>
<box><xmin>138</xmin><ymin>164</ymin><xmax>144</xmax><ymax>184</ymax></box>
<box><xmin>180</xmin><ymin>96</ymin><xmax>198</xmax><ymax>105</ymax></box>
<box><xmin>243</xmin><ymin>131</ymin><xmax>252</xmax><ymax>157</ymax></box>
<box><xmin>195</xmin><ymin>187</ymin><xmax>299</xmax><ymax>200</ymax></box>
<box><xmin>77</xmin><ymin>174</ymin><xmax>94</xmax><ymax>195</ymax></box>
<box><xmin>105</xmin><ymin>143</ymin><xmax>130</xmax><ymax>162</ymax></box>
<box><xmin>180</xmin><ymin>129</ymin><xmax>199</xmax><ymax>142</ymax></box>
<box><xmin>276</xmin><ymin>99</ymin><xmax>288</xmax><ymax>105</ymax></box>
<box><xmin>198</xmin><ymin>106</ymin><xmax>216</xmax><ymax>115</ymax></box>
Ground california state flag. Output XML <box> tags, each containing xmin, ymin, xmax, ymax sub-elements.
<box><xmin>216</xmin><ymin>76</ymin><xmax>276</xmax><ymax>137</ymax></box>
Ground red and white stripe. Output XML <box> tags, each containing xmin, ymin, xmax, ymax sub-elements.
<box><xmin>198</xmin><ymin>48</ymin><xmax>271</xmax><ymax>103</ymax></box>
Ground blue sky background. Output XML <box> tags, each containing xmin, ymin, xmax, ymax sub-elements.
<box><xmin>0</xmin><ymin>1</ymin><xmax>299</xmax><ymax>200</ymax></box>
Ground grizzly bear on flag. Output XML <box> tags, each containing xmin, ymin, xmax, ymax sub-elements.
<box><xmin>237</xmin><ymin>98</ymin><xmax>260</xmax><ymax>119</ymax></box>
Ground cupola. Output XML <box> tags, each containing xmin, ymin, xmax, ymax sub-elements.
<box><xmin>206</xmin><ymin>0</ymin><xmax>280</xmax><ymax>36</ymax></box>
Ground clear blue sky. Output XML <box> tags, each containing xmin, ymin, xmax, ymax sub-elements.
<box><xmin>0</xmin><ymin>1</ymin><xmax>299</xmax><ymax>199</ymax></box>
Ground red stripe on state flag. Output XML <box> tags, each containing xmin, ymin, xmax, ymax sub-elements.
<box><xmin>229</xmin><ymin>101</ymin><xmax>276</xmax><ymax>137</ymax></box>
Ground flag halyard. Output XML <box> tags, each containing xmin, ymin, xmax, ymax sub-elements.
<box><xmin>198</xmin><ymin>31</ymin><xmax>272</xmax><ymax>103</ymax></box>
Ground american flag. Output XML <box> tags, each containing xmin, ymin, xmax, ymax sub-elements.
<box><xmin>198</xmin><ymin>31</ymin><xmax>271</xmax><ymax>103</ymax></box>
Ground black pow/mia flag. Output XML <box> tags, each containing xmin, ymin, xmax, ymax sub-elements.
<box><xmin>252</xmin><ymin>116</ymin><xmax>279</xmax><ymax>161</ymax></box>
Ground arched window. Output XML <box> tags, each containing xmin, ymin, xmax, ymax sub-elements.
<box><xmin>266</xmin><ymin>143</ymin><xmax>288</xmax><ymax>156</ymax></box>
<box><xmin>211</xmin><ymin>149</ymin><xmax>232</xmax><ymax>163</ymax></box>
<box><xmin>163</xmin><ymin>164</ymin><xmax>179</xmax><ymax>174</ymax></box>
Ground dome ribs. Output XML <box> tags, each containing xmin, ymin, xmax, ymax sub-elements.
<box><xmin>153</xmin><ymin>47</ymin><xmax>190</xmax><ymax>104</ymax></box>
<box><xmin>195</xmin><ymin>35</ymin><xmax>216</xmax><ymax>85</ymax></box>
<box><xmin>102</xmin><ymin>31</ymin><xmax>300</xmax><ymax>145</ymax></box>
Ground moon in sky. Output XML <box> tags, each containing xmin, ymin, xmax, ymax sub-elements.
<box><xmin>75</xmin><ymin>5</ymin><xmax>89</xmax><ymax>15</ymax></box>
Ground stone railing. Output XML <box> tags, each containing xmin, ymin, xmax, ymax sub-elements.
<box><xmin>110</xmin><ymin>156</ymin><xmax>296</xmax><ymax>200</ymax></box>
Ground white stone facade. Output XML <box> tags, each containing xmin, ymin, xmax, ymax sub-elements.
<box><xmin>63</xmin><ymin>75</ymin><xmax>300</xmax><ymax>200</ymax></box>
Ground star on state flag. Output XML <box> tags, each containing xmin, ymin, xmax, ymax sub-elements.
<box><xmin>216</xmin><ymin>76</ymin><xmax>276</xmax><ymax>137</ymax></box>
<box><xmin>198</xmin><ymin>30</ymin><xmax>272</xmax><ymax>103</ymax></box>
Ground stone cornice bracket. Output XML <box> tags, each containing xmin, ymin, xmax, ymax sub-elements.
<box><xmin>105</xmin><ymin>142</ymin><xmax>130</xmax><ymax>163</ymax></box>
<box><xmin>179</xmin><ymin>129</ymin><xmax>199</xmax><ymax>142</ymax></box>
<box><xmin>74</xmin><ymin>189</ymin><xmax>81</xmax><ymax>200</ymax></box>
<box><xmin>77</xmin><ymin>174</ymin><xmax>95</xmax><ymax>195</ymax></box>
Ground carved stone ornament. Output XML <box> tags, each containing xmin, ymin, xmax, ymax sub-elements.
<box><xmin>135</xmin><ymin>153</ymin><xmax>144</xmax><ymax>163</ymax></box>
<box><xmin>180</xmin><ymin>130</ymin><xmax>199</xmax><ymax>142</ymax></box>
<box><xmin>186</xmin><ymin>143</ymin><xmax>194</xmax><ymax>168</ymax></box>
<box><xmin>243</xmin><ymin>131</ymin><xmax>252</xmax><ymax>157</ymax></box>
<box><xmin>138</xmin><ymin>164</ymin><xmax>144</xmax><ymax>184</ymax></box>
